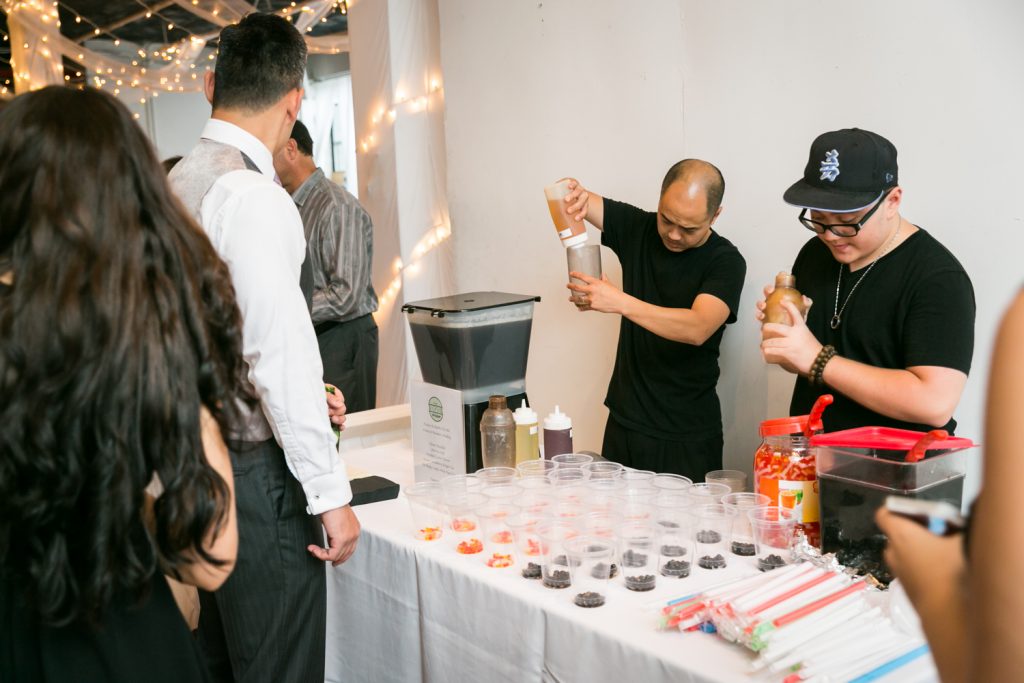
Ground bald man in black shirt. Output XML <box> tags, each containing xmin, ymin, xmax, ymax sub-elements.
<box><xmin>562</xmin><ymin>160</ymin><xmax>747</xmax><ymax>479</ymax></box>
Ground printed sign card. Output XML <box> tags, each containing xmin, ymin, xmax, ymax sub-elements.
<box><xmin>411</xmin><ymin>381</ymin><xmax>466</xmax><ymax>482</ymax></box>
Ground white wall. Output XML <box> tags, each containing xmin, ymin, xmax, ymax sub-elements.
<box><xmin>438</xmin><ymin>0</ymin><xmax>687</xmax><ymax>452</ymax></box>
<box><xmin>678</xmin><ymin>0</ymin><xmax>1024</xmax><ymax>502</ymax></box>
<box><xmin>438</xmin><ymin>0</ymin><xmax>1024</xmax><ymax>501</ymax></box>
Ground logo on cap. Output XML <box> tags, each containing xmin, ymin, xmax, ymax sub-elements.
<box><xmin>819</xmin><ymin>149</ymin><xmax>840</xmax><ymax>182</ymax></box>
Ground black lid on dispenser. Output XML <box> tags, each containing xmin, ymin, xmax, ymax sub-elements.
<box><xmin>402</xmin><ymin>291</ymin><xmax>540</xmax><ymax>317</ymax></box>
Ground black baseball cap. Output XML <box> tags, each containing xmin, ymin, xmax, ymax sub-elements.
<box><xmin>783</xmin><ymin>128</ymin><xmax>898</xmax><ymax>212</ymax></box>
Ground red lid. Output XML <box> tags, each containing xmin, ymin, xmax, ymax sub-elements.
<box><xmin>810</xmin><ymin>427</ymin><xmax>975</xmax><ymax>451</ymax></box>
<box><xmin>759</xmin><ymin>415</ymin><xmax>822</xmax><ymax>437</ymax></box>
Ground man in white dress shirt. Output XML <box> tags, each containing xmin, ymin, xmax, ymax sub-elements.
<box><xmin>169</xmin><ymin>13</ymin><xmax>359</xmax><ymax>683</ymax></box>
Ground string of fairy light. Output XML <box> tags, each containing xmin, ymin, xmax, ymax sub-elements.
<box><xmin>0</xmin><ymin>0</ymin><xmax>351</xmax><ymax>99</ymax></box>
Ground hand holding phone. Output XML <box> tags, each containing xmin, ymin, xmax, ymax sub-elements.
<box><xmin>885</xmin><ymin>496</ymin><xmax>965</xmax><ymax>537</ymax></box>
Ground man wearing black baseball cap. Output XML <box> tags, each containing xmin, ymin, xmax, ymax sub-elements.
<box><xmin>756</xmin><ymin>128</ymin><xmax>975</xmax><ymax>433</ymax></box>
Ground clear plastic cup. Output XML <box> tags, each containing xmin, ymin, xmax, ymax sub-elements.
<box><xmin>579</xmin><ymin>510</ymin><xmax>622</xmax><ymax>540</ymax></box>
<box><xmin>614</xmin><ymin>496</ymin><xmax>656</xmax><ymax>524</ymax></box>
<box><xmin>651</xmin><ymin>473</ymin><xmax>694</xmax><ymax>495</ymax></box>
<box><xmin>478</xmin><ymin>501</ymin><xmax>519</xmax><ymax>567</ymax></box>
<box><xmin>517</xmin><ymin>459</ymin><xmax>558</xmax><ymax>479</ymax></box>
<box><xmin>617</xmin><ymin>522</ymin><xmax>658</xmax><ymax>592</ymax></box>
<box><xmin>537</xmin><ymin>520</ymin><xmax>579</xmax><ymax>589</ymax></box>
<box><xmin>579</xmin><ymin>510</ymin><xmax>622</xmax><ymax>580</ymax></box>
<box><xmin>548</xmin><ymin>467</ymin><xmax>590</xmax><ymax>488</ymax></box>
<box><xmin>721</xmin><ymin>492</ymin><xmax>771</xmax><ymax>556</ymax></box>
<box><xmin>691</xmin><ymin>503</ymin><xmax>735</xmax><ymax>570</ymax></box>
<box><xmin>566</xmin><ymin>536</ymin><xmax>615</xmax><ymax>608</ymax></box>
<box><xmin>405</xmin><ymin>482</ymin><xmax>445</xmax><ymax>541</ymax></box>
<box><xmin>547</xmin><ymin>500</ymin><xmax>586</xmax><ymax>523</ymax></box>
<box><xmin>706</xmin><ymin>469</ymin><xmax>748</xmax><ymax>493</ymax></box>
<box><xmin>652</xmin><ymin>492</ymin><xmax>692</xmax><ymax>530</ymax></box>
<box><xmin>749</xmin><ymin>506</ymin><xmax>798</xmax><ymax>572</ymax></box>
<box><xmin>687</xmin><ymin>482</ymin><xmax>732</xmax><ymax>505</ymax></box>
<box><xmin>552</xmin><ymin>483</ymin><xmax>589</xmax><ymax>506</ymax></box>
<box><xmin>481</xmin><ymin>483</ymin><xmax>523</xmax><ymax>503</ymax></box>
<box><xmin>475</xmin><ymin>466</ymin><xmax>517</xmax><ymax>487</ymax></box>
<box><xmin>585</xmin><ymin>478</ymin><xmax>627</xmax><ymax>511</ymax></box>
<box><xmin>620</xmin><ymin>468</ymin><xmax>656</xmax><ymax>493</ymax></box>
<box><xmin>507</xmin><ymin>510</ymin><xmax>546</xmax><ymax>578</ymax></box>
<box><xmin>440</xmin><ymin>473</ymin><xmax>482</xmax><ymax>499</ymax></box>
<box><xmin>446</xmin><ymin>492</ymin><xmax>488</xmax><ymax>554</ymax></box>
<box><xmin>581</xmin><ymin>461</ymin><xmax>624</xmax><ymax>480</ymax></box>
<box><xmin>652</xmin><ymin>493</ymin><xmax>692</xmax><ymax>578</ymax></box>
<box><xmin>515</xmin><ymin>477</ymin><xmax>553</xmax><ymax>513</ymax></box>
<box><xmin>551</xmin><ymin>453</ymin><xmax>594</xmax><ymax>469</ymax></box>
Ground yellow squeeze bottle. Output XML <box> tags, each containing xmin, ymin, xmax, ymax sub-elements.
<box><xmin>513</xmin><ymin>400</ymin><xmax>540</xmax><ymax>464</ymax></box>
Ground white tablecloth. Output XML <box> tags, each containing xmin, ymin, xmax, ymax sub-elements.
<box><xmin>325</xmin><ymin>439</ymin><xmax>935</xmax><ymax>683</ymax></box>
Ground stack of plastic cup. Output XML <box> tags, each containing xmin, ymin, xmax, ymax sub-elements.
<box><xmin>705</xmin><ymin>469</ymin><xmax>748</xmax><ymax>493</ymax></box>
<box><xmin>405</xmin><ymin>482</ymin><xmax>446</xmax><ymax>541</ymax></box>
<box><xmin>721</xmin><ymin>492</ymin><xmax>771</xmax><ymax>557</ymax></box>
<box><xmin>749</xmin><ymin>506</ymin><xmax>798</xmax><ymax>572</ymax></box>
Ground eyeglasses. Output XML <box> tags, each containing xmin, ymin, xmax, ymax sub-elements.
<box><xmin>798</xmin><ymin>189</ymin><xmax>892</xmax><ymax>237</ymax></box>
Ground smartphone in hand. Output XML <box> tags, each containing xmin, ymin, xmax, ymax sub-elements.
<box><xmin>885</xmin><ymin>496</ymin><xmax>965</xmax><ymax>537</ymax></box>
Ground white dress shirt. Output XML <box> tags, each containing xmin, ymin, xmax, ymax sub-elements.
<box><xmin>195</xmin><ymin>119</ymin><xmax>352</xmax><ymax>513</ymax></box>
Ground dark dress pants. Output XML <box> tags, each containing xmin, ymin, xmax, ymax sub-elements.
<box><xmin>601</xmin><ymin>414</ymin><xmax>724</xmax><ymax>482</ymax></box>
<box><xmin>317</xmin><ymin>314</ymin><xmax>378</xmax><ymax>414</ymax></box>
<box><xmin>197</xmin><ymin>439</ymin><xmax>326</xmax><ymax>683</ymax></box>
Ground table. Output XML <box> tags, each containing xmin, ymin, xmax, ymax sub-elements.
<box><xmin>324</xmin><ymin>437</ymin><xmax>937</xmax><ymax>683</ymax></box>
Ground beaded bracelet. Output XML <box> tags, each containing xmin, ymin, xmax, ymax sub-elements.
<box><xmin>809</xmin><ymin>345</ymin><xmax>836</xmax><ymax>385</ymax></box>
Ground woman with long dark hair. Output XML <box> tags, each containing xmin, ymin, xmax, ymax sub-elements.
<box><xmin>0</xmin><ymin>86</ymin><xmax>252</xmax><ymax>681</ymax></box>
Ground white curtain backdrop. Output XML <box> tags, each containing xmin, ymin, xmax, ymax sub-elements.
<box><xmin>300</xmin><ymin>74</ymin><xmax>358</xmax><ymax>194</ymax></box>
<box><xmin>349</xmin><ymin>0</ymin><xmax>455</xmax><ymax>408</ymax></box>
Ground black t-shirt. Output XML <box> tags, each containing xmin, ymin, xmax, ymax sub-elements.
<box><xmin>601</xmin><ymin>198</ymin><xmax>746</xmax><ymax>439</ymax></box>
<box><xmin>790</xmin><ymin>228</ymin><xmax>975</xmax><ymax>433</ymax></box>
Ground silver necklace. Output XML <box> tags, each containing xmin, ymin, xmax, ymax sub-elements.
<box><xmin>830</xmin><ymin>221</ymin><xmax>902</xmax><ymax>329</ymax></box>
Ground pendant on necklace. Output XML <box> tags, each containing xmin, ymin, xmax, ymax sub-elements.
<box><xmin>830</xmin><ymin>315</ymin><xmax>841</xmax><ymax>330</ymax></box>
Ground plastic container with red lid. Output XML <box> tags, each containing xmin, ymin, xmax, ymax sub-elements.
<box><xmin>753</xmin><ymin>395</ymin><xmax>833</xmax><ymax>548</ymax></box>
<box><xmin>812</xmin><ymin>427</ymin><xmax>977</xmax><ymax>582</ymax></box>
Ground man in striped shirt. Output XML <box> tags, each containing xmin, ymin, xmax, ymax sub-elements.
<box><xmin>275</xmin><ymin>120</ymin><xmax>379</xmax><ymax>413</ymax></box>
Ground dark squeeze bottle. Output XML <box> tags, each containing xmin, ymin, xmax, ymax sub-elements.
<box><xmin>542</xmin><ymin>405</ymin><xmax>573</xmax><ymax>459</ymax></box>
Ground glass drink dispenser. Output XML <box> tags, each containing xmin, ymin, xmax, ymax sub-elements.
<box><xmin>812</xmin><ymin>427</ymin><xmax>975</xmax><ymax>583</ymax></box>
<box><xmin>403</xmin><ymin>292</ymin><xmax>540</xmax><ymax>473</ymax></box>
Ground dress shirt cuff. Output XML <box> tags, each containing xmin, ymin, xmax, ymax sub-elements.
<box><xmin>302</xmin><ymin>465</ymin><xmax>354</xmax><ymax>515</ymax></box>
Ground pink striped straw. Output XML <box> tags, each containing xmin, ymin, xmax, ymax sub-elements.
<box><xmin>773</xmin><ymin>580</ymin><xmax>868</xmax><ymax>627</ymax></box>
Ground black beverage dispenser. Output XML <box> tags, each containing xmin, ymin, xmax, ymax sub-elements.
<box><xmin>403</xmin><ymin>292</ymin><xmax>540</xmax><ymax>472</ymax></box>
